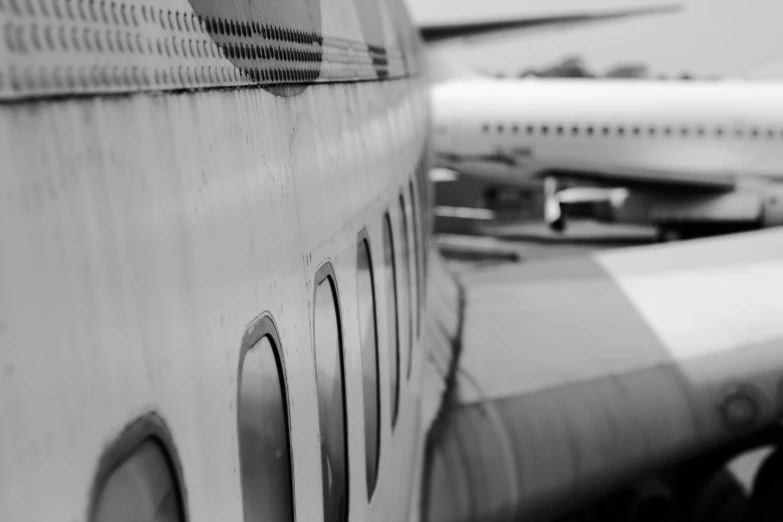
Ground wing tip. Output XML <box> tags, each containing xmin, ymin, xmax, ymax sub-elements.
<box><xmin>419</xmin><ymin>2</ymin><xmax>684</xmax><ymax>43</ymax></box>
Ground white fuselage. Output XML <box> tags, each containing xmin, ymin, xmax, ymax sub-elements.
<box><xmin>433</xmin><ymin>78</ymin><xmax>783</xmax><ymax>184</ymax></box>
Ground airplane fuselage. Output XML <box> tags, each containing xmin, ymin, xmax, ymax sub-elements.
<box><xmin>434</xmin><ymin>78</ymin><xmax>783</xmax><ymax>183</ymax></box>
<box><xmin>6</xmin><ymin>3</ymin><xmax>783</xmax><ymax>522</ymax></box>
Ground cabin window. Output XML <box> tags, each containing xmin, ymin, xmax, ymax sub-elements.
<box><xmin>416</xmin><ymin>161</ymin><xmax>429</xmax><ymax>286</ymax></box>
<box><xmin>91</xmin><ymin>438</ymin><xmax>185</xmax><ymax>522</ymax></box>
<box><xmin>526</xmin><ymin>124</ymin><xmax>534</xmax><ymax>135</ymax></box>
<box><xmin>767</xmin><ymin>128</ymin><xmax>775</xmax><ymax>139</ymax></box>
<box><xmin>497</xmin><ymin>124</ymin><xmax>504</xmax><ymax>133</ymax></box>
<box><xmin>409</xmin><ymin>180</ymin><xmax>422</xmax><ymax>338</ymax></box>
<box><xmin>697</xmin><ymin>126</ymin><xmax>706</xmax><ymax>137</ymax></box>
<box><xmin>399</xmin><ymin>195</ymin><xmax>414</xmax><ymax>378</ymax></box>
<box><xmin>314</xmin><ymin>270</ymin><xmax>349</xmax><ymax>522</ymax></box>
<box><xmin>357</xmin><ymin>234</ymin><xmax>381</xmax><ymax>498</ymax></box>
<box><xmin>237</xmin><ymin>324</ymin><xmax>295</xmax><ymax>522</ymax></box>
<box><xmin>664</xmin><ymin>126</ymin><xmax>672</xmax><ymax>136</ymax></box>
<box><xmin>602</xmin><ymin>126</ymin><xmax>610</xmax><ymax>136</ymax></box>
<box><xmin>586</xmin><ymin>125</ymin><xmax>594</xmax><ymax>136</ymax></box>
<box><xmin>751</xmin><ymin>128</ymin><xmax>760</xmax><ymax>138</ymax></box>
<box><xmin>541</xmin><ymin>124</ymin><xmax>549</xmax><ymax>135</ymax></box>
<box><xmin>632</xmin><ymin>126</ymin><xmax>641</xmax><ymax>137</ymax></box>
<box><xmin>571</xmin><ymin>125</ymin><xmax>579</xmax><ymax>136</ymax></box>
<box><xmin>511</xmin><ymin>124</ymin><xmax>519</xmax><ymax>134</ymax></box>
<box><xmin>617</xmin><ymin>126</ymin><xmax>625</xmax><ymax>137</ymax></box>
<box><xmin>716</xmin><ymin>127</ymin><xmax>724</xmax><ymax>138</ymax></box>
<box><xmin>382</xmin><ymin>213</ymin><xmax>401</xmax><ymax>427</ymax></box>
<box><xmin>481</xmin><ymin>124</ymin><xmax>489</xmax><ymax>134</ymax></box>
<box><xmin>648</xmin><ymin>126</ymin><xmax>657</xmax><ymax>137</ymax></box>
<box><xmin>735</xmin><ymin>128</ymin><xmax>744</xmax><ymax>138</ymax></box>
<box><xmin>680</xmin><ymin>126</ymin><xmax>689</xmax><ymax>137</ymax></box>
<box><xmin>556</xmin><ymin>125</ymin><xmax>564</xmax><ymax>135</ymax></box>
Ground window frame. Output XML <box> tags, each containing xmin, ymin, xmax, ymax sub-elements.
<box><xmin>355</xmin><ymin>229</ymin><xmax>382</xmax><ymax>500</ymax></box>
<box><xmin>236</xmin><ymin>313</ymin><xmax>295</xmax><ymax>522</ymax></box>
<box><xmin>408</xmin><ymin>179</ymin><xmax>422</xmax><ymax>339</ymax></box>
<box><xmin>399</xmin><ymin>192</ymin><xmax>415</xmax><ymax>380</ymax></box>
<box><xmin>382</xmin><ymin>212</ymin><xmax>401</xmax><ymax>429</ymax></box>
<box><xmin>88</xmin><ymin>412</ymin><xmax>189</xmax><ymax>522</ymax></box>
<box><xmin>313</xmin><ymin>260</ymin><xmax>351</xmax><ymax>521</ymax></box>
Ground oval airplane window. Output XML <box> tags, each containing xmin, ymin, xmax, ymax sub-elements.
<box><xmin>237</xmin><ymin>332</ymin><xmax>294</xmax><ymax>522</ymax></box>
<box><xmin>357</xmin><ymin>234</ymin><xmax>381</xmax><ymax>498</ymax></box>
<box><xmin>399</xmin><ymin>194</ymin><xmax>414</xmax><ymax>379</ymax></box>
<box><xmin>383</xmin><ymin>213</ymin><xmax>401</xmax><ymax>427</ymax></box>
<box><xmin>409</xmin><ymin>180</ymin><xmax>422</xmax><ymax>338</ymax></box>
<box><xmin>314</xmin><ymin>272</ymin><xmax>349</xmax><ymax>522</ymax></box>
<box><xmin>417</xmin><ymin>160</ymin><xmax>430</xmax><ymax>290</ymax></box>
<box><xmin>92</xmin><ymin>438</ymin><xmax>185</xmax><ymax>522</ymax></box>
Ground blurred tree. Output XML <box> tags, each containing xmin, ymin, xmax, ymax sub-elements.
<box><xmin>517</xmin><ymin>55</ymin><xmax>595</xmax><ymax>78</ymax></box>
<box><xmin>605</xmin><ymin>63</ymin><xmax>649</xmax><ymax>79</ymax></box>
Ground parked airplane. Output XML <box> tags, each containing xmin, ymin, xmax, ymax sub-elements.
<box><xmin>433</xmin><ymin>78</ymin><xmax>783</xmax><ymax>240</ymax></box>
<box><xmin>3</xmin><ymin>2</ymin><xmax>783</xmax><ymax>522</ymax></box>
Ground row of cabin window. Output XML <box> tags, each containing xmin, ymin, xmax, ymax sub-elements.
<box><xmin>88</xmin><ymin>180</ymin><xmax>427</xmax><ymax>522</ymax></box>
<box><xmin>482</xmin><ymin>122</ymin><xmax>783</xmax><ymax>140</ymax></box>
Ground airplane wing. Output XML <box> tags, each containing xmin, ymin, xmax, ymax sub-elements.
<box><xmin>536</xmin><ymin>161</ymin><xmax>738</xmax><ymax>193</ymax></box>
<box><xmin>424</xmin><ymin>228</ymin><xmax>783</xmax><ymax>521</ymax></box>
<box><xmin>411</xmin><ymin>0</ymin><xmax>684</xmax><ymax>43</ymax></box>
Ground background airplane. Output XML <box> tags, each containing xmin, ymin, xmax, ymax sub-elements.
<box><xmin>433</xmin><ymin>78</ymin><xmax>783</xmax><ymax>240</ymax></box>
<box><xmin>4</xmin><ymin>1</ymin><xmax>783</xmax><ymax>522</ymax></box>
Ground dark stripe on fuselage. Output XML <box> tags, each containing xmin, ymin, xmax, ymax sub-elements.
<box><xmin>187</xmin><ymin>0</ymin><xmax>323</xmax><ymax>96</ymax></box>
<box><xmin>0</xmin><ymin>0</ymin><xmax>418</xmax><ymax>101</ymax></box>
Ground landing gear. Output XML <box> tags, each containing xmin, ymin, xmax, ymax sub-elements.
<box><xmin>626</xmin><ymin>479</ymin><xmax>678</xmax><ymax>522</ymax></box>
<box><xmin>656</xmin><ymin>227</ymin><xmax>680</xmax><ymax>243</ymax></box>
<box><xmin>685</xmin><ymin>468</ymin><xmax>747</xmax><ymax>522</ymax></box>
<box><xmin>550</xmin><ymin>215</ymin><xmax>567</xmax><ymax>233</ymax></box>
<box><xmin>744</xmin><ymin>449</ymin><xmax>783</xmax><ymax>521</ymax></box>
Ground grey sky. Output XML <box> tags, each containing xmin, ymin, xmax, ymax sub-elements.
<box><xmin>410</xmin><ymin>0</ymin><xmax>783</xmax><ymax>77</ymax></box>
